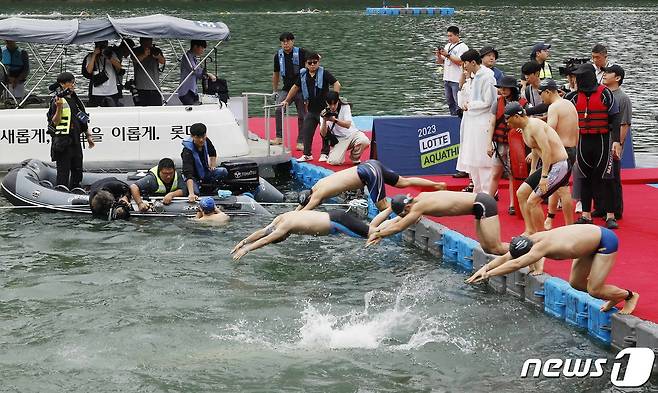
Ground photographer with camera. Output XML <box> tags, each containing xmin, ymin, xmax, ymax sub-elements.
<box><xmin>179</xmin><ymin>40</ymin><xmax>217</xmax><ymax>105</ymax></box>
<box><xmin>82</xmin><ymin>41</ymin><xmax>124</xmax><ymax>107</ymax></box>
<box><xmin>132</xmin><ymin>37</ymin><xmax>166</xmax><ymax>106</ymax></box>
<box><xmin>558</xmin><ymin>58</ymin><xmax>589</xmax><ymax>94</ymax></box>
<box><xmin>47</xmin><ymin>72</ymin><xmax>95</xmax><ymax>190</ymax></box>
<box><xmin>318</xmin><ymin>92</ymin><xmax>370</xmax><ymax>165</ymax></box>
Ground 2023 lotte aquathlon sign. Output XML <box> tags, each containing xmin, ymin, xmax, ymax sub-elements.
<box><xmin>371</xmin><ymin>116</ymin><xmax>461</xmax><ymax>175</ymax></box>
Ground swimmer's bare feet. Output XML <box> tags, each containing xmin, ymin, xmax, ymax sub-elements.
<box><xmin>620</xmin><ymin>293</ymin><xmax>640</xmax><ymax>315</ymax></box>
<box><xmin>529</xmin><ymin>257</ymin><xmax>545</xmax><ymax>276</ymax></box>
<box><xmin>544</xmin><ymin>217</ymin><xmax>553</xmax><ymax>231</ymax></box>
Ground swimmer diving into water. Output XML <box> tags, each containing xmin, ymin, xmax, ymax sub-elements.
<box><xmin>231</xmin><ymin>209</ymin><xmax>372</xmax><ymax>260</ymax></box>
<box><xmin>466</xmin><ymin>224</ymin><xmax>639</xmax><ymax>314</ymax></box>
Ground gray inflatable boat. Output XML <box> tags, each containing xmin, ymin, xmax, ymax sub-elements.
<box><xmin>1</xmin><ymin>159</ymin><xmax>272</xmax><ymax>217</ymax></box>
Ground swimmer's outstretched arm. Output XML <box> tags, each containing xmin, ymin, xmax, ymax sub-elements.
<box><xmin>366</xmin><ymin>209</ymin><xmax>422</xmax><ymax>246</ymax></box>
<box><xmin>466</xmin><ymin>253</ymin><xmax>511</xmax><ymax>283</ymax></box>
<box><xmin>369</xmin><ymin>207</ymin><xmax>394</xmax><ymax>233</ymax></box>
<box><xmin>467</xmin><ymin>249</ymin><xmax>543</xmax><ymax>283</ymax></box>
<box><xmin>232</xmin><ymin>228</ymin><xmax>288</xmax><ymax>261</ymax></box>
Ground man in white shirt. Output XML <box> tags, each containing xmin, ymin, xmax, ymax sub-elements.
<box><xmin>319</xmin><ymin>92</ymin><xmax>370</xmax><ymax>165</ymax></box>
<box><xmin>82</xmin><ymin>41</ymin><xmax>123</xmax><ymax>107</ymax></box>
<box><xmin>592</xmin><ymin>44</ymin><xmax>610</xmax><ymax>84</ymax></box>
<box><xmin>436</xmin><ymin>26</ymin><xmax>468</xmax><ymax>116</ymax></box>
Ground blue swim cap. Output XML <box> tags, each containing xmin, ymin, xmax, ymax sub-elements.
<box><xmin>199</xmin><ymin>197</ymin><xmax>216</xmax><ymax>213</ymax></box>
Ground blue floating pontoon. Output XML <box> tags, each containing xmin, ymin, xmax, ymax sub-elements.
<box><xmin>365</xmin><ymin>7</ymin><xmax>455</xmax><ymax>16</ymax></box>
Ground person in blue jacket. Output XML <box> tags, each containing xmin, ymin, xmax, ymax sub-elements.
<box><xmin>181</xmin><ymin>123</ymin><xmax>228</xmax><ymax>202</ymax></box>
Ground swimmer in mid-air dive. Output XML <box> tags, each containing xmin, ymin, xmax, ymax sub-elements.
<box><xmin>297</xmin><ymin>159</ymin><xmax>446</xmax><ymax>212</ymax></box>
<box><xmin>466</xmin><ymin>224</ymin><xmax>639</xmax><ymax>315</ymax></box>
<box><xmin>366</xmin><ymin>191</ymin><xmax>508</xmax><ymax>255</ymax></box>
<box><xmin>231</xmin><ymin>209</ymin><xmax>371</xmax><ymax>260</ymax></box>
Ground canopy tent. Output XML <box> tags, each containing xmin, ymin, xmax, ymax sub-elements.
<box><xmin>0</xmin><ymin>14</ymin><xmax>230</xmax><ymax>44</ymax></box>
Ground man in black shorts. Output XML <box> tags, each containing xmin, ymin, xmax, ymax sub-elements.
<box><xmin>231</xmin><ymin>209</ymin><xmax>370</xmax><ymax>260</ymax></box>
<box><xmin>366</xmin><ymin>191</ymin><xmax>508</xmax><ymax>255</ymax></box>
<box><xmin>298</xmin><ymin>159</ymin><xmax>446</xmax><ymax>211</ymax></box>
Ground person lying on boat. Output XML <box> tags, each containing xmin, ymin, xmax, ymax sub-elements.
<box><xmin>231</xmin><ymin>209</ymin><xmax>370</xmax><ymax>260</ymax></box>
<box><xmin>181</xmin><ymin>123</ymin><xmax>228</xmax><ymax>203</ymax></box>
<box><xmin>130</xmin><ymin>158</ymin><xmax>187</xmax><ymax>212</ymax></box>
<box><xmin>465</xmin><ymin>224</ymin><xmax>640</xmax><ymax>315</ymax></box>
<box><xmin>366</xmin><ymin>191</ymin><xmax>508</xmax><ymax>255</ymax></box>
<box><xmin>195</xmin><ymin>197</ymin><xmax>229</xmax><ymax>224</ymax></box>
<box><xmin>297</xmin><ymin>159</ymin><xmax>446</xmax><ymax>212</ymax></box>
<box><xmin>89</xmin><ymin>177</ymin><xmax>132</xmax><ymax>220</ymax></box>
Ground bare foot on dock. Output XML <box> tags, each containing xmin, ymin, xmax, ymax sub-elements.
<box><xmin>620</xmin><ymin>293</ymin><xmax>640</xmax><ymax>315</ymax></box>
<box><xmin>529</xmin><ymin>257</ymin><xmax>545</xmax><ymax>276</ymax></box>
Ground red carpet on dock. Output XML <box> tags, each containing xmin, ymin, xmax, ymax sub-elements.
<box><xmin>249</xmin><ymin>117</ymin><xmax>658</xmax><ymax>322</ymax></box>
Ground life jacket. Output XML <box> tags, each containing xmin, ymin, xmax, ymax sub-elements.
<box><xmin>54</xmin><ymin>99</ymin><xmax>72</xmax><ymax>135</ymax></box>
<box><xmin>1</xmin><ymin>47</ymin><xmax>24</xmax><ymax>73</ymax></box>
<box><xmin>181</xmin><ymin>138</ymin><xmax>209</xmax><ymax>180</ymax></box>
<box><xmin>278</xmin><ymin>47</ymin><xmax>300</xmax><ymax>78</ymax></box>
<box><xmin>576</xmin><ymin>84</ymin><xmax>609</xmax><ymax>135</ymax></box>
<box><xmin>300</xmin><ymin>66</ymin><xmax>324</xmax><ymax>102</ymax></box>
<box><xmin>539</xmin><ymin>61</ymin><xmax>552</xmax><ymax>79</ymax></box>
<box><xmin>149</xmin><ymin>166</ymin><xmax>179</xmax><ymax>194</ymax></box>
<box><xmin>493</xmin><ymin>96</ymin><xmax>528</xmax><ymax>144</ymax></box>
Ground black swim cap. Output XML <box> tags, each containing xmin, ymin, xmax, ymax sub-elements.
<box><xmin>509</xmin><ymin>236</ymin><xmax>534</xmax><ymax>259</ymax></box>
<box><xmin>391</xmin><ymin>194</ymin><xmax>413</xmax><ymax>216</ymax></box>
<box><xmin>298</xmin><ymin>189</ymin><xmax>312</xmax><ymax>206</ymax></box>
<box><xmin>504</xmin><ymin>101</ymin><xmax>525</xmax><ymax>119</ymax></box>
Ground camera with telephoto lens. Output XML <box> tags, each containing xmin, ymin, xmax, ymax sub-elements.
<box><xmin>150</xmin><ymin>46</ymin><xmax>163</xmax><ymax>57</ymax></box>
<box><xmin>559</xmin><ymin>58</ymin><xmax>590</xmax><ymax>76</ymax></box>
<box><xmin>55</xmin><ymin>88</ymin><xmax>72</xmax><ymax>98</ymax></box>
<box><xmin>124</xmin><ymin>79</ymin><xmax>140</xmax><ymax>104</ymax></box>
<box><xmin>321</xmin><ymin>108</ymin><xmax>338</xmax><ymax>119</ymax></box>
<box><xmin>103</xmin><ymin>46</ymin><xmax>116</xmax><ymax>58</ymax></box>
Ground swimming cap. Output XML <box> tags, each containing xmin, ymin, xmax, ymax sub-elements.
<box><xmin>391</xmin><ymin>194</ymin><xmax>413</xmax><ymax>216</ymax></box>
<box><xmin>509</xmin><ymin>236</ymin><xmax>534</xmax><ymax>259</ymax></box>
<box><xmin>298</xmin><ymin>189</ymin><xmax>312</xmax><ymax>206</ymax></box>
<box><xmin>199</xmin><ymin>197</ymin><xmax>216</xmax><ymax>213</ymax></box>
<box><xmin>504</xmin><ymin>101</ymin><xmax>525</xmax><ymax>118</ymax></box>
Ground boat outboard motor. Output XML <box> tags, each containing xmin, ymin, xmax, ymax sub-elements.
<box><xmin>218</xmin><ymin>160</ymin><xmax>284</xmax><ymax>203</ymax></box>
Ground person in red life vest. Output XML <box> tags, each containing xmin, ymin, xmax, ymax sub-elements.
<box><xmin>566</xmin><ymin>63</ymin><xmax>621</xmax><ymax>229</ymax></box>
<box><xmin>487</xmin><ymin>76</ymin><xmax>527</xmax><ymax>216</ymax></box>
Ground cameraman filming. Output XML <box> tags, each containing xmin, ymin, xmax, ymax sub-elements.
<box><xmin>319</xmin><ymin>92</ymin><xmax>370</xmax><ymax>165</ymax></box>
<box><xmin>82</xmin><ymin>41</ymin><xmax>123</xmax><ymax>107</ymax></box>
<box><xmin>47</xmin><ymin>72</ymin><xmax>95</xmax><ymax>189</ymax></box>
<box><xmin>558</xmin><ymin>58</ymin><xmax>589</xmax><ymax>94</ymax></box>
<box><xmin>133</xmin><ymin>37</ymin><xmax>166</xmax><ymax>106</ymax></box>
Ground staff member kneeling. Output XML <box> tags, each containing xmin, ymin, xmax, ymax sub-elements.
<box><xmin>181</xmin><ymin>123</ymin><xmax>228</xmax><ymax>202</ymax></box>
<box><xmin>47</xmin><ymin>72</ymin><xmax>95</xmax><ymax>190</ymax></box>
<box><xmin>319</xmin><ymin>92</ymin><xmax>370</xmax><ymax>165</ymax></box>
<box><xmin>130</xmin><ymin>157</ymin><xmax>187</xmax><ymax>211</ymax></box>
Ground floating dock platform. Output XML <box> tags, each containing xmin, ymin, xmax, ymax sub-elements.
<box><xmin>365</xmin><ymin>7</ymin><xmax>455</xmax><ymax>16</ymax></box>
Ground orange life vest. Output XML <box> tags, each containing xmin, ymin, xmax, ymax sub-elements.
<box><xmin>493</xmin><ymin>96</ymin><xmax>527</xmax><ymax>144</ymax></box>
<box><xmin>576</xmin><ymin>84</ymin><xmax>609</xmax><ymax>135</ymax></box>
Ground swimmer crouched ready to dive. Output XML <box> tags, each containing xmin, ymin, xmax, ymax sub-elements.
<box><xmin>466</xmin><ymin>224</ymin><xmax>639</xmax><ymax>314</ymax></box>
<box><xmin>231</xmin><ymin>209</ymin><xmax>371</xmax><ymax>260</ymax></box>
<box><xmin>297</xmin><ymin>159</ymin><xmax>447</xmax><ymax>212</ymax></box>
<box><xmin>366</xmin><ymin>191</ymin><xmax>509</xmax><ymax>255</ymax></box>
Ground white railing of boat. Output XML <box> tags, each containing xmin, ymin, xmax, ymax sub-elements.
<box><xmin>240</xmin><ymin>92</ymin><xmax>290</xmax><ymax>156</ymax></box>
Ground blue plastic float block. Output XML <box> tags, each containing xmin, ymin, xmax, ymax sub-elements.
<box><xmin>441</xmin><ymin>8</ymin><xmax>455</xmax><ymax>15</ymax></box>
<box><xmin>456</xmin><ymin>236</ymin><xmax>479</xmax><ymax>271</ymax></box>
<box><xmin>587</xmin><ymin>297</ymin><xmax>616</xmax><ymax>344</ymax></box>
<box><xmin>543</xmin><ymin>277</ymin><xmax>571</xmax><ymax>320</ymax></box>
<box><xmin>564</xmin><ymin>287</ymin><xmax>591</xmax><ymax>330</ymax></box>
<box><xmin>441</xmin><ymin>229</ymin><xmax>460</xmax><ymax>264</ymax></box>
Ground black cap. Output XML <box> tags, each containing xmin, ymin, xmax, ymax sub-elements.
<box><xmin>504</xmin><ymin>101</ymin><xmax>525</xmax><ymax>118</ymax></box>
<box><xmin>298</xmin><ymin>189</ymin><xmax>312</xmax><ymax>206</ymax></box>
<box><xmin>480</xmin><ymin>46</ymin><xmax>499</xmax><ymax>59</ymax></box>
<box><xmin>521</xmin><ymin>61</ymin><xmax>542</xmax><ymax>76</ymax></box>
<box><xmin>531</xmin><ymin>42</ymin><xmax>551</xmax><ymax>57</ymax></box>
<box><xmin>190</xmin><ymin>123</ymin><xmax>207</xmax><ymax>137</ymax></box>
<box><xmin>572</xmin><ymin>63</ymin><xmax>595</xmax><ymax>75</ymax></box>
<box><xmin>602</xmin><ymin>64</ymin><xmax>625</xmax><ymax>82</ymax></box>
<box><xmin>538</xmin><ymin>79</ymin><xmax>559</xmax><ymax>92</ymax></box>
<box><xmin>391</xmin><ymin>194</ymin><xmax>413</xmax><ymax>216</ymax></box>
<box><xmin>495</xmin><ymin>75</ymin><xmax>519</xmax><ymax>89</ymax></box>
<box><xmin>509</xmin><ymin>236</ymin><xmax>534</xmax><ymax>259</ymax></box>
<box><xmin>56</xmin><ymin>71</ymin><xmax>75</xmax><ymax>84</ymax></box>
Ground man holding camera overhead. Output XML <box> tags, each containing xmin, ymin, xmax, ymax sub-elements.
<box><xmin>133</xmin><ymin>37</ymin><xmax>166</xmax><ymax>106</ymax></box>
<box><xmin>82</xmin><ymin>41</ymin><xmax>124</xmax><ymax>107</ymax></box>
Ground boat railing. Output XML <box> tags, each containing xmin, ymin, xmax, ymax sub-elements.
<box><xmin>263</xmin><ymin>102</ymin><xmax>289</xmax><ymax>156</ymax></box>
<box><xmin>240</xmin><ymin>92</ymin><xmax>290</xmax><ymax>156</ymax></box>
